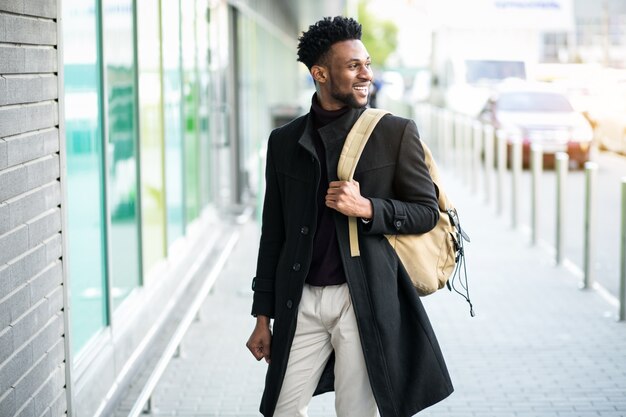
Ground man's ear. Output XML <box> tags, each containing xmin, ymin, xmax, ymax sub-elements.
<box><xmin>311</xmin><ymin>65</ymin><xmax>327</xmax><ymax>84</ymax></box>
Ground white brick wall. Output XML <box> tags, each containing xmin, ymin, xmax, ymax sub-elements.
<box><xmin>0</xmin><ymin>1</ymin><xmax>68</xmax><ymax>416</ymax></box>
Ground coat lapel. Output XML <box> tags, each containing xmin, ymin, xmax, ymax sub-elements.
<box><xmin>296</xmin><ymin>115</ymin><xmax>317</xmax><ymax>156</ymax></box>
<box><xmin>318</xmin><ymin>107</ymin><xmax>364</xmax><ymax>181</ymax></box>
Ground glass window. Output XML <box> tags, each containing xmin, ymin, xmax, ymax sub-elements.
<box><xmin>137</xmin><ymin>0</ymin><xmax>166</xmax><ymax>271</ymax></box>
<box><xmin>239</xmin><ymin>17</ymin><xmax>262</xmax><ymax>217</ymax></box>
<box><xmin>182</xmin><ymin>0</ymin><xmax>200</xmax><ymax>223</ymax></box>
<box><xmin>102</xmin><ymin>0</ymin><xmax>141</xmax><ymax>308</ymax></box>
<box><xmin>162</xmin><ymin>0</ymin><xmax>185</xmax><ymax>244</ymax></box>
<box><xmin>196</xmin><ymin>0</ymin><xmax>213</xmax><ymax>208</ymax></box>
<box><xmin>236</xmin><ymin>16</ymin><xmax>300</xmax><ymax>212</ymax></box>
<box><xmin>63</xmin><ymin>0</ymin><xmax>108</xmax><ymax>352</ymax></box>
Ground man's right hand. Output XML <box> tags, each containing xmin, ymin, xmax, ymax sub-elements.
<box><xmin>246</xmin><ymin>315</ymin><xmax>272</xmax><ymax>363</ymax></box>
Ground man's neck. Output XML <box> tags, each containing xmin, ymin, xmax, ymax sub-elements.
<box><xmin>311</xmin><ymin>94</ymin><xmax>349</xmax><ymax>128</ymax></box>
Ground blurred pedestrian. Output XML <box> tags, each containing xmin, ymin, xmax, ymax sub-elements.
<box><xmin>246</xmin><ymin>16</ymin><xmax>453</xmax><ymax>417</ymax></box>
<box><xmin>368</xmin><ymin>76</ymin><xmax>382</xmax><ymax>108</ymax></box>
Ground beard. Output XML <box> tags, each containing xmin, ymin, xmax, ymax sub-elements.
<box><xmin>330</xmin><ymin>84</ymin><xmax>368</xmax><ymax>109</ymax></box>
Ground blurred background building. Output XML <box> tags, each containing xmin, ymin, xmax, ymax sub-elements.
<box><xmin>0</xmin><ymin>0</ymin><xmax>343</xmax><ymax>416</ymax></box>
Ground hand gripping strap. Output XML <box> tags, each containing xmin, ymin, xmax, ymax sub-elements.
<box><xmin>337</xmin><ymin>108</ymin><xmax>390</xmax><ymax>257</ymax></box>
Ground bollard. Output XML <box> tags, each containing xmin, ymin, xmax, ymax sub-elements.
<box><xmin>424</xmin><ymin>105</ymin><xmax>431</xmax><ymax>143</ymax></box>
<box><xmin>582</xmin><ymin>162</ymin><xmax>598</xmax><ymax>289</ymax></box>
<box><xmin>142</xmin><ymin>397</ymin><xmax>153</xmax><ymax>414</ymax></box>
<box><xmin>437</xmin><ymin>108</ymin><xmax>448</xmax><ymax>165</ymax></box>
<box><xmin>483</xmin><ymin>124</ymin><xmax>495</xmax><ymax>204</ymax></box>
<box><xmin>431</xmin><ymin>107</ymin><xmax>440</xmax><ymax>158</ymax></box>
<box><xmin>555</xmin><ymin>152</ymin><xmax>569</xmax><ymax>265</ymax></box>
<box><xmin>455</xmin><ymin>114</ymin><xmax>464</xmax><ymax>176</ymax></box>
<box><xmin>432</xmin><ymin>107</ymin><xmax>443</xmax><ymax>158</ymax></box>
<box><xmin>531</xmin><ymin>144</ymin><xmax>543</xmax><ymax>245</ymax></box>
<box><xmin>465</xmin><ymin>116</ymin><xmax>473</xmax><ymax>185</ymax></box>
<box><xmin>511</xmin><ymin>139</ymin><xmax>522</xmax><ymax>229</ymax></box>
<box><xmin>439</xmin><ymin>108</ymin><xmax>447</xmax><ymax>163</ymax></box>
<box><xmin>619</xmin><ymin>177</ymin><xmax>626</xmax><ymax>321</ymax></box>
<box><xmin>451</xmin><ymin>114</ymin><xmax>458</xmax><ymax>173</ymax></box>
<box><xmin>414</xmin><ymin>104</ymin><xmax>422</xmax><ymax>133</ymax></box>
<box><xmin>457</xmin><ymin>115</ymin><xmax>466</xmax><ymax>181</ymax></box>
<box><xmin>471</xmin><ymin>121</ymin><xmax>482</xmax><ymax>194</ymax></box>
<box><xmin>496</xmin><ymin>131</ymin><xmax>507</xmax><ymax>215</ymax></box>
<box><xmin>442</xmin><ymin>109</ymin><xmax>452</xmax><ymax>167</ymax></box>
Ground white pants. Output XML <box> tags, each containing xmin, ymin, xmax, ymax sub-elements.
<box><xmin>273</xmin><ymin>283</ymin><xmax>378</xmax><ymax>417</ymax></box>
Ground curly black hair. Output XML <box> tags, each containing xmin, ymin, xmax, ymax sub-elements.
<box><xmin>297</xmin><ymin>16</ymin><xmax>362</xmax><ymax>70</ymax></box>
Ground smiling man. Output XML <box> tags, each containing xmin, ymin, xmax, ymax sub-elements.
<box><xmin>246</xmin><ymin>16</ymin><xmax>453</xmax><ymax>417</ymax></box>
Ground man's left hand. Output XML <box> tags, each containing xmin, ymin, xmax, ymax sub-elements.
<box><xmin>326</xmin><ymin>180</ymin><xmax>373</xmax><ymax>219</ymax></box>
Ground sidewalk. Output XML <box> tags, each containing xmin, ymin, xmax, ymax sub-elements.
<box><xmin>139</xmin><ymin>172</ymin><xmax>626</xmax><ymax>417</ymax></box>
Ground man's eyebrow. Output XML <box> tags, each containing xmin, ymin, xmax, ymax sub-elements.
<box><xmin>345</xmin><ymin>57</ymin><xmax>371</xmax><ymax>64</ymax></box>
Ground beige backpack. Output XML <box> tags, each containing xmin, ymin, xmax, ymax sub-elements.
<box><xmin>337</xmin><ymin>109</ymin><xmax>473</xmax><ymax>314</ymax></box>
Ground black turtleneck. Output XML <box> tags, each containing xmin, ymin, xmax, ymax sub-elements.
<box><xmin>306</xmin><ymin>96</ymin><xmax>350</xmax><ymax>287</ymax></box>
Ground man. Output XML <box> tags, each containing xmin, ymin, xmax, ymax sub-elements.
<box><xmin>246</xmin><ymin>16</ymin><xmax>453</xmax><ymax>417</ymax></box>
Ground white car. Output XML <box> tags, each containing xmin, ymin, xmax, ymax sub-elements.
<box><xmin>478</xmin><ymin>82</ymin><xmax>593</xmax><ymax>167</ymax></box>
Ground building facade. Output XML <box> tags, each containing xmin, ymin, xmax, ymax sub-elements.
<box><xmin>572</xmin><ymin>0</ymin><xmax>626</xmax><ymax>67</ymax></box>
<box><xmin>0</xmin><ymin>0</ymin><xmax>342</xmax><ymax>415</ymax></box>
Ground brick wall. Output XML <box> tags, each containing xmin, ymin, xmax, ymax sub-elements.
<box><xmin>0</xmin><ymin>0</ymin><xmax>69</xmax><ymax>416</ymax></box>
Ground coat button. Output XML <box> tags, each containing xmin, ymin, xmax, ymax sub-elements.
<box><xmin>300</xmin><ymin>226</ymin><xmax>309</xmax><ymax>235</ymax></box>
<box><xmin>395</xmin><ymin>220</ymin><xmax>402</xmax><ymax>230</ymax></box>
<box><xmin>286</xmin><ymin>300</ymin><xmax>293</xmax><ymax>309</ymax></box>
<box><xmin>292</xmin><ymin>263</ymin><xmax>301</xmax><ymax>271</ymax></box>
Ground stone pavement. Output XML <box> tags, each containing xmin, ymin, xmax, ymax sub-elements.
<box><xmin>137</xmin><ymin>172</ymin><xmax>626</xmax><ymax>417</ymax></box>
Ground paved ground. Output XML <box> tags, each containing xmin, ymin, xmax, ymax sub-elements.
<box><xmin>139</xmin><ymin>172</ymin><xmax>626</xmax><ymax>417</ymax></box>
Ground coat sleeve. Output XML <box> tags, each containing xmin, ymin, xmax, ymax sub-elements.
<box><xmin>251</xmin><ymin>134</ymin><xmax>284</xmax><ymax>318</ymax></box>
<box><xmin>362</xmin><ymin>119</ymin><xmax>440</xmax><ymax>235</ymax></box>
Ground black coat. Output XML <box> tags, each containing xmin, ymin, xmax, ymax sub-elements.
<box><xmin>251</xmin><ymin>107</ymin><xmax>453</xmax><ymax>417</ymax></box>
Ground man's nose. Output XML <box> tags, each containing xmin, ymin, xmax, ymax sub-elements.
<box><xmin>359</xmin><ymin>66</ymin><xmax>373</xmax><ymax>80</ymax></box>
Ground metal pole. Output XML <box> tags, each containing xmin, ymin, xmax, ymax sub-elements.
<box><xmin>142</xmin><ymin>397</ymin><xmax>153</xmax><ymax>414</ymax></box>
<box><xmin>555</xmin><ymin>152</ymin><xmax>569</xmax><ymax>265</ymax></box>
<box><xmin>531</xmin><ymin>144</ymin><xmax>543</xmax><ymax>245</ymax></box>
<box><xmin>619</xmin><ymin>177</ymin><xmax>626</xmax><ymax>321</ymax></box>
<box><xmin>457</xmin><ymin>115</ymin><xmax>466</xmax><ymax>180</ymax></box>
<box><xmin>455</xmin><ymin>114</ymin><xmax>463</xmax><ymax>175</ymax></box>
<box><xmin>496</xmin><ymin>130</ymin><xmax>507</xmax><ymax>215</ymax></box>
<box><xmin>483</xmin><ymin>124</ymin><xmax>495</xmax><ymax>204</ymax></box>
<box><xmin>431</xmin><ymin>106</ymin><xmax>439</xmax><ymax>158</ymax></box>
<box><xmin>472</xmin><ymin>121</ymin><xmax>482</xmax><ymax>193</ymax></box>
<box><xmin>465</xmin><ymin>116</ymin><xmax>473</xmax><ymax>185</ymax></box>
<box><xmin>511</xmin><ymin>139</ymin><xmax>522</xmax><ymax>229</ymax></box>
<box><xmin>424</xmin><ymin>104</ymin><xmax>430</xmax><ymax>131</ymax></box>
<box><xmin>439</xmin><ymin>109</ymin><xmax>453</xmax><ymax>166</ymax></box>
<box><xmin>439</xmin><ymin>108</ymin><xmax>447</xmax><ymax>163</ymax></box>
<box><xmin>582</xmin><ymin>162</ymin><xmax>598</xmax><ymax>289</ymax></box>
<box><xmin>419</xmin><ymin>103</ymin><xmax>427</xmax><ymax>134</ymax></box>
<box><xmin>414</xmin><ymin>103</ymin><xmax>422</xmax><ymax>133</ymax></box>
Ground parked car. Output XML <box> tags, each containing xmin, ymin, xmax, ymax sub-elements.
<box><xmin>478</xmin><ymin>82</ymin><xmax>593</xmax><ymax>167</ymax></box>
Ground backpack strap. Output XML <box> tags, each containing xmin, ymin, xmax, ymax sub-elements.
<box><xmin>419</xmin><ymin>140</ymin><xmax>452</xmax><ymax>212</ymax></box>
<box><xmin>337</xmin><ymin>108</ymin><xmax>389</xmax><ymax>257</ymax></box>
